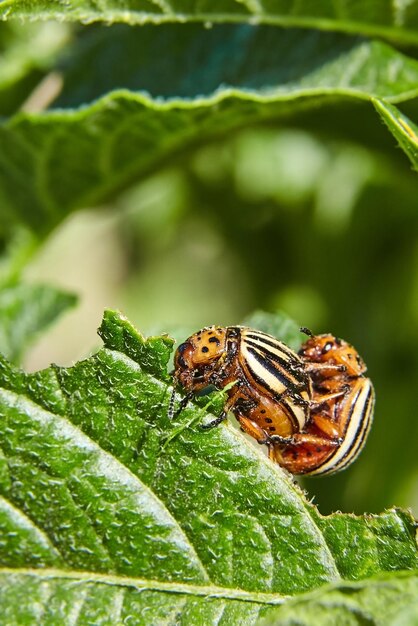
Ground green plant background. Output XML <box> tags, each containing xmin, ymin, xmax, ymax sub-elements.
<box><xmin>0</xmin><ymin>0</ymin><xmax>418</xmax><ymax>547</ymax></box>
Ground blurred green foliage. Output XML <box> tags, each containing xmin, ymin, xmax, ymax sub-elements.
<box><xmin>0</xmin><ymin>9</ymin><xmax>417</xmax><ymax>525</ymax></box>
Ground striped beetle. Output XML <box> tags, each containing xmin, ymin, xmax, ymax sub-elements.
<box><xmin>170</xmin><ymin>326</ymin><xmax>374</xmax><ymax>475</ymax></box>
<box><xmin>279</xmin><ymin>331</ymin><xmax>375</xmax><ymax>475</ymax></box>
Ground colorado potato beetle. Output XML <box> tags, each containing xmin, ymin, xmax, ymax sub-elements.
<box><xmin>170</xmin><ymin>326</ymin><xmax>374</xmax><ymax>476</ymax></box>
<box><xmin>273</xmin><ymin>331</ymin><xmax>375</xmax><ymax>476</ymax></box>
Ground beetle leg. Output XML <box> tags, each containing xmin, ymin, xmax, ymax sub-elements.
<box><xmin>305</xmin><ymin>362</ymin><xmax>346</xmax><ymax>373</ymax></box>
<box><xmin>269</xmin><ymin>432</ymin><xmax>341</xmax><ymax>447</ymax></box>
<box><xmin>267</xmin><ymin>432</ymin><xmax>340</xmax><ymax>468</ymax></box>
<box><xmin>237</xmin><ymin>415</ymin><xmax>270</xmax><ymax>444</ymax></box>
<box><xmin>171</xmin><ymin>392</ymin><xmax>194</xmax><ymax>419</ymax></box>
<box><xmin>269</xmin><ymin>435</ymin><xmax>341</xmax><ymax>472</ymax></box>
<box><xmin>311</xmin><ymin>413</ymin><xmax>342</xmax><ymax>439</ymax></box>
<box><xmin>290</xmin><ymin>393</ymin><xmax>310</xmax><ymax>408</ymax></box>
<box><xmin>269</xmin><ymin>445</ymin><xmax>285</xmax><ymax>464</ymax></box>
<box><xmin>200</xmin><ymin>411</ymin><xmax>228</xmax><ymax>430</ymax></box>
<box><xmin>309</xmin><ymin>389</ymin><xmax>347</xmax><ymax>408</ymax></box>
<box><xmin>274</xmin><ymin>387</ymin><xmax>309</xmax><ymax>408</ymax></box>
<box><xmin>267</xmin><ymin>434</ymin><xmax>294</xmax><ymax>445</ymax></box>
<box><xmin>200</xmin><ymin>392</ymin><xmax>237</xmax><ymax>430</ymax></box>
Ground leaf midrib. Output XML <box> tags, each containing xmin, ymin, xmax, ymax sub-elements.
<box><xmin>0</xmin><ymin>567</ymin><xmax>289</xmax><ymax>605</ymax></box>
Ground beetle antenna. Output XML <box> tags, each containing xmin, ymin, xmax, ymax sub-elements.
<box><xmin>300</xmin><ymin>326</ymin><xmax>314</xmax><ymax>337</ymax></box>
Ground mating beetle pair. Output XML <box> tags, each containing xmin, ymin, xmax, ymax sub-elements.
<box><xmin>169</xmin><ymin>326</ymin><xmax>374</xmax><ymax>476</ymax></box>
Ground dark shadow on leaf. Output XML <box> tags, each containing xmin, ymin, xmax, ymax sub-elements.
<box><xmin>54</xmin><ymin>24</ymin><xmax>363</xmax><ymax>106</ymax></box>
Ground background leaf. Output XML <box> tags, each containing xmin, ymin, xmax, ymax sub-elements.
<box><xmin>1</xmin><ymin>0</ymin><xmax>418</xmax><ymax>44</ymax></box>
<box><xmin>241</xmin><ymin>310</ymin><xmax>307</xmax><ymax>352</ymax></box>
<box><xmin>1</xmin><ymin>25</ymin><xmax>418</xmax><ymax>236</ymax></box>
<box><xmin>0</xmin><ymin>21</ymin><xmax>70</xmax><ymax>116</ymax></box>
<box><xmin>0</xmin><ymin>283</ymin><xmax>77</xmax><ymax>363</ymax></box>
<box><xmin>261</xmin><ymin>571</ymin><xmax>418</xmax><ymax>626</ymax></box>
<box><xmin>373</xmin><ymin>99</ymin><xmax>418</xmax><ymax>171</ymax></box>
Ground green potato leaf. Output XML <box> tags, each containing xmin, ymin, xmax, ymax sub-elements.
<box><xmin>241</xmin><ymin>310</ymin><xmax>306</xmax><ymax>352</ymax></box>
<box><xmin>0</xmin><ymin>309</ymin><xmax>416</xmax><ymax>623</ymax></box>
<box><xmin>261</xmin><ymin>570</ymin><xmax>418</xmax><ymax>626</ymax></box>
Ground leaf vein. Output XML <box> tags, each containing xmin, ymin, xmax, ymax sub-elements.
<box><xmin>0</xmin><ymin>567</ymin><xmax>289</xmax><ymax>605</ymax></box>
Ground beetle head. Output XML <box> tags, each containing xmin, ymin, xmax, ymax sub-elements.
<box><xmin>299</xmin><ymin>334</ymin><xmax>366</xmax><ymax>376</ymax></box>
<box><xmin>173</xmin><ymin>326</ymin><xmax>228</xmax><ymax>391</ymax></box>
